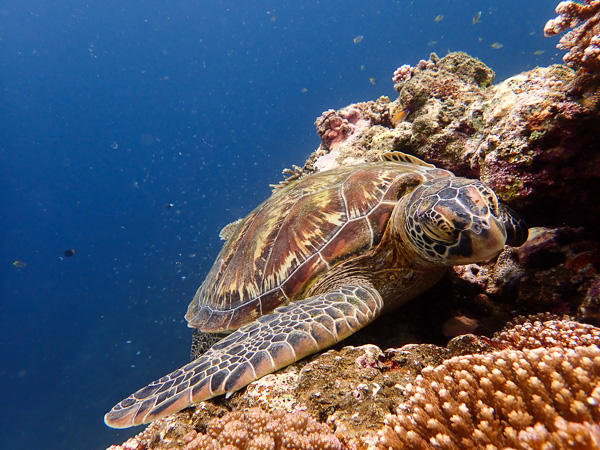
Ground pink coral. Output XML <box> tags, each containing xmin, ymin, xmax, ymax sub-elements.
<box><xmin>314</xmin><ymin>107</ymin><xmax>367</xmax><ymax>150</ymax></box>
<box><xmin>392</xmin><ymin>64</ymin><xmax>412</xmax><ymax>84</ymax></box>
<box><xmin>545</xmin><ymin>0</ymin><xmax>600</xmax><ymax>72</ymax></box>
<box><xmin>314</xmin><ymin>109</ymin><xmax>357</xmax><ymax>150</ymax></box>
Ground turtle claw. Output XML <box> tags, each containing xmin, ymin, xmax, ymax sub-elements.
<box><xmin>104</xmin><ymin>283</ymin><xmax>383</xmax><ymax>428</ymax></box>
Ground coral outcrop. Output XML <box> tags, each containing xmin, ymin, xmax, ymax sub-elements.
<box><xmin>281</xmin><ymin>52</ymin><xmax>600</xmax><ymax>230</ymax></box>
<box><xmin>378</xmin><ymin>345</ymin><xmax>600</xmax><ymax>449</ymax></box>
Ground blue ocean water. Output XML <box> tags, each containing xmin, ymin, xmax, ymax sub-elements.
<box><xmin>1</xmin><ymin>1</ymin><xmax>559</xmax><ymax>448</ymax></box>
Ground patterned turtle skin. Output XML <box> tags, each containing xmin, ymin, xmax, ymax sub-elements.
<box><xmin>105</xmin><ymin>152</ymin><xmax>527</xmax><ymax>428</ymax></box>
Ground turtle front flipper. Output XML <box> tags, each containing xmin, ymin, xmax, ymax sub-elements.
<box><xmin>104</xmin><ymin>282</ymin><xmax>383</xmax><ymax>428</ymax></box>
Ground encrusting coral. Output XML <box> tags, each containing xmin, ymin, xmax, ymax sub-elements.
<box><xmin>377</xmin><ymin>317</ymin><xmax>600</xmax><ymax>449</ymax></box>
<box><xmin>545</xmin><ymin>0</ymin><xmax>600</xmax><ymax>73</ymax></box>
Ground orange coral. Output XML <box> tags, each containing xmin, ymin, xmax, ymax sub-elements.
<box><xmin>378</xmin><ymin>318</ymin><xmax>600</xmax><ymax>449</ymax></box>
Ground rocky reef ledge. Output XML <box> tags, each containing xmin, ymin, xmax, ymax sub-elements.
<box><xmin>109</xmin><ymin>14</ymin><xmax>600</xmax><ymax>449</ymax></box>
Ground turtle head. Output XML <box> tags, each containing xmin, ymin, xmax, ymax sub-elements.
<box><xmin>398</xmin><ymin>177</ymin><xmax>528</xmax><ymax>265</ymax></box>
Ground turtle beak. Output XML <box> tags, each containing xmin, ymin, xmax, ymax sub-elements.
<box><xmin>469</xmin><ymin>216</ymin><xmax>507</xmax><ymax>261</ymax></box>
<box><xmin>449</xmin><ymin>215</ymin><xmax>506</xmax><ymax>264</ymax></box>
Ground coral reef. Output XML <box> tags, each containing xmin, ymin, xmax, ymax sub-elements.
<box><xmin>108</xmin><ymin>318</ymin><xmax>600</xmax><ymax>449</ymax></box>
<box><xmin>283</xmin><ymin>52</ymin><xmax>600</xmax><ymax>338</ymax></box>
<box><xmin>377</xmin><ymin>318</ymin><xmax>600</xmax><ymax>449</ymax></box>
<box><xmin>545</xmin><ymin>0</ymin><xmax>600</xmax><ymax>73</ymax></box>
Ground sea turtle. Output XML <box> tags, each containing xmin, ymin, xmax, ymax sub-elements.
<box><xmin>105</xmin><ymin>152</ymin><xmax>527</xmax><ymax>428</ymax></box>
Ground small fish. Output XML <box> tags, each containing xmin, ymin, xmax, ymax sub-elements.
<box><xmin>353</xmin><ymin>35</ymin><xmax>364</xmax><ymax>44</ymax></box>
<box><xmin>434</xmin><ymin>15</ymin><xmax>444</xmax><ymax>22</ymax></box>
<box><xmin>391</xmin><ymin>109</ymin><xmax>410</xmax><ymax>125</ymax></box>
<box><xmin>360</xmin><ymin>64</ymin><xmax>365</xmax><ymax>71</ymax></box>
<box><xmin>369</xmin><ymin>77</ymin><xmax>377</xmax><ymax>85</ymax></box>
<box><xmin>427</xmin><ymin>40</ymin><xmax>438</xmax><ymax>46</ymax></box>
<box><xmin>533</xmin><ymin>49</ymin><xmax>545</xmax><ymax>55</ymax></box>
<box><xmin>165</xmin><ymin>203</ymin><xmax>174</xmax><ymax>209</ymax></box>
<box><xmin>491</xmin><ymin>42</ymin><xmax>503</xmax><ymax>49</ymax></box>
<box><xmin>300</xmin><ymin>87</ymin><xmax>308</xmax><ymax>93</ymax></box>
<box><xmin>473</xmin><ymin>11</ymin><xmax>481</xmax><ymax>24</ymax></box>
<box><xmin>64</xmin><ymin>249</ymin><xmax>75</xmax><ymax>258</ymax></box>
<box><xmin>478</xmin><ymin>37</ymin><xmax>483</xmax><ymax>42</ymax></box>
<box><xmin>13</xmin><ymin>260</ymin><xmax>26</xmax><ymax>268</ymax></box>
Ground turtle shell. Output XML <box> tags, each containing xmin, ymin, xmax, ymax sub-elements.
<box><xmin>186</xmin><ymin>161</ymin><xmax>452</xmax><ymax>332</ymax></box>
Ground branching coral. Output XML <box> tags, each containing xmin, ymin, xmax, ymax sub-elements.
<box><xmin>378</xmin><ymin>318</ymin><xmax>600</xmax><ymax>449</ymax></box>
<box><xmin>379</xmin><ymin>345</ymin><xmax>600</xmax><ymax>449</ymax></box>
<box><xmin>545</xmin><ymin>0</ymin><xmax>600</xmax><ymax>73</ymax></box>
<box><xmin>184</xmin><ymin>408</ymin><xmax>340</xmax><ymax>450</ymax></box>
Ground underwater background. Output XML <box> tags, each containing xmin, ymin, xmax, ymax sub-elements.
<box><xmin>1</xmin><ymin>0</ymin><xmax>559</xmax><ymax>448</ymax></box>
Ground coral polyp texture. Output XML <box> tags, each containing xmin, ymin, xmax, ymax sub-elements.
<box><xmin>377</xmin><ymin>318</ymin><xmax>600</xmax><ymax>449</ymax></box>
<box><xmin>184</xmin><ymin>408</ymin><xmax>341</xmax><ymax>450</ymax></box>
<box><xmin>545</xmin><ymin>0</ymin><xmax>600</xmax><ymax>73</ymax></box>
<box><xmin>494</xmin><ymin>315</ymin><xmax>600</xmax><ymax>350</ymax></box>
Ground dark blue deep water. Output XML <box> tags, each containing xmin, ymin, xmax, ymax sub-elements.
<box><xmin>1</xmin><ymin>1</ymin><xmax>560</xmax><ymax>448</ymax></box>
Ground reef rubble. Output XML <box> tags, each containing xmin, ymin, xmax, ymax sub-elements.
<box><xmin>108</xmin><ymin>9</ymin><xmax>600</xmax><ymax>450</ymax></box>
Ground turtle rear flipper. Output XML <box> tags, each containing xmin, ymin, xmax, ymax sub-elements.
<box><xmin>103</xmin><ymin>282</ymin><xmax>383</xmax><ymax>428</ymax></box>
